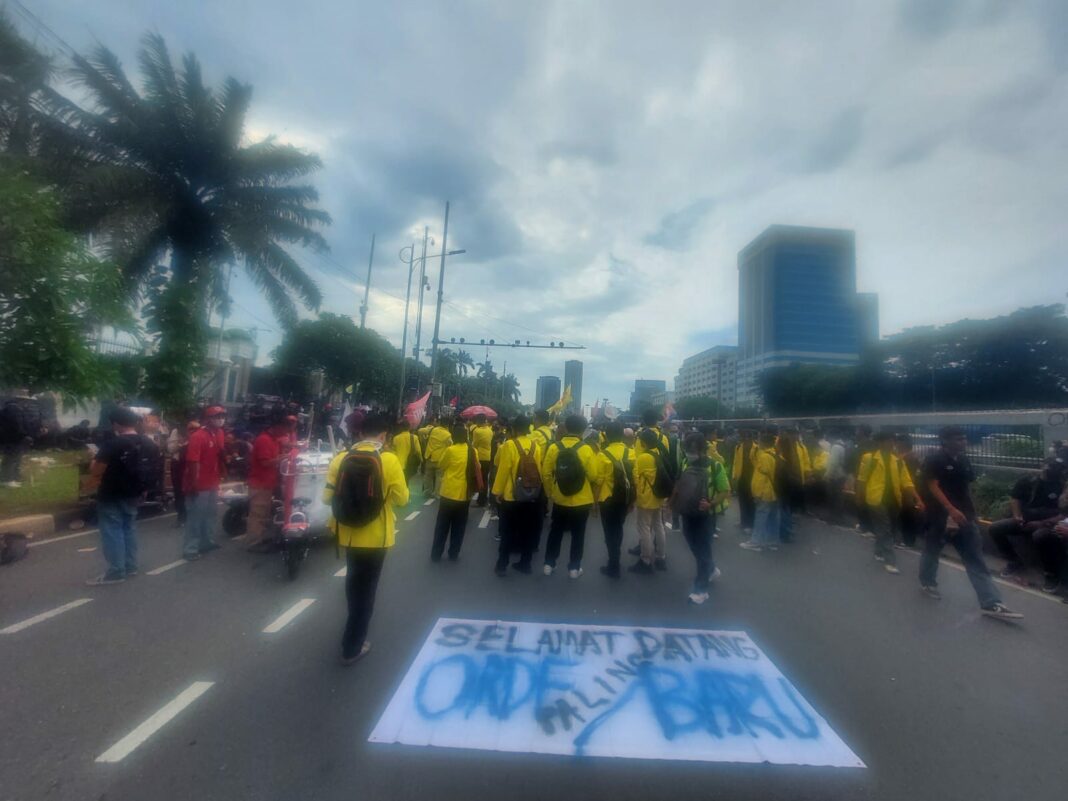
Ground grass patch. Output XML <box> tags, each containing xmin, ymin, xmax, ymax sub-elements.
<box><xmin>0</xmin><ymin>455</ymin><xmax>81</xmax><ymax>517</ymax></box>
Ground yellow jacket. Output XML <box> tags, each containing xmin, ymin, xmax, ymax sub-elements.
<box><xmin>596</xmin><ymin>441</ymin><xmax>634</xmax><ymax>503</ymax></box>
<box><xmin>858</xmin><ymin>450</ymin><xmax>915</xmax><ymax>507</ymax></box>
<box><xmin>491</xmin><ymin>435</ymin><xmax>542</xmax><ymax>502</ymax></box>
<box><xmin>707</xmin><ymin>441</ymin><xmax>726</xmax><ymax>464</ymax></box>
<box><xmin>530</xmin><ymin>425</ymin><xmax>555</xmax><ymax>457</ymax></box>
<box><xmin>471</xmin><ymin>425</ymin><xmax>494</xmax><ymax>462</ymax></box>
<box><xmin>426</xmin><ymin>426</ymin><xmax>453</xmax><ymax>464</ymax></box>
<box><xmin>540</xmin><ymin>436</ymin><xmax>598</xmax><ymax>507</ymax></box>
<box><xmin>390</xmin><ymin>430</ymin><xmax>420</xmax><ymax>470</ymax></box>
<box><xmin>732</xmin><ymin>443</ymin><xmax>758</xmax><ymax>483</ymax></box>
<box><xmin>776</xmin><ymin>441</ymin><xmax>811</xmax><ymax>484</ymax></box>
<box><xmin>750</xmin><ymin>447</ymin><xmax>779</xmax><ymax>502</ymax></box>
<box><xmin>438</xmin><ymin>443</ymin><xmax>475</xmax><ymax>502</ymax></box>
<box><xmin>810</xmin><ymin>449</ymin><xmax>829</xmax><ymax>476</ymax></box>
<box><xmin>324</xmin><ymin>445</ymin><xmax>409</xmax><ymax>548</ymax></box>
<box><xmin>635</xmin><ymin>450</ymin><xmax>668</xmax><ymax>510</ymax></box>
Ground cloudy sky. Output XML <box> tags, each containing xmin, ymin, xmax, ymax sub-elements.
<box><xmin>28</xmin><ymin>0</ymin><xmax>1068</xmax><ymax>408</ymax></box>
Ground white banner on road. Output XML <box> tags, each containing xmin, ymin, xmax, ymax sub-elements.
<box><xmin>369</xmin><ymin>618</ymin><xmax>864</xmax><ymax>768</ymax></box>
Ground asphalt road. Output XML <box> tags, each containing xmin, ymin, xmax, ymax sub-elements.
<box><xmin>2</xmin><ymin>486</ymin><xmax>1066</xmax><ymax>801</ymax></box>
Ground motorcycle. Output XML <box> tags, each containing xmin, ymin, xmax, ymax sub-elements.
<box><xmin>276</xmin><ymin>446</ymin><xmax>336</xmax><ymax>580</ymax></box>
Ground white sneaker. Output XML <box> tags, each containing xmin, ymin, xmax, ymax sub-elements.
<box><xmin>739</xmin><ymin>541</ymin><xmax>762</xmax><ymax>551</ymax></box>
<box><xmin>3</xmin><ymin>481</ymin><xmax>22</xmax><ymax>489</ymax></box>
<box><xmin>568</xmin><ymin>568</ymin><xmax>583</xmax><ymax>579</ymax></box>
<box><xmin>874</xmin><ymin>555</ymin><xmax>885</xmax><ymax>562</ymax></box>
<box><xmin>884</xmin><ymin>564</ymin><xmax>900</xmax><ymax>574</ymax></box>
<box><xmin>688</xmin><ymin>592</ymin><xmax>709</xmax><ymax>605</ymax></box>
<box><xmin>543</xmin><ymin>564</ymin><xmax>554</xmax><ymax>576</ymax></box>
<box><xmin>709</xmin><ymin>567</ymin><xmax>722</xmax><ymax>582</ymax></box>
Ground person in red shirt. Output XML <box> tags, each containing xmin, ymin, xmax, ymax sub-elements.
<box><xmin>182</xmin><ymin>406</ymin><xmax>228</xmax><ymax>560</ymax></box>
<box><xmin>246</xmin><ymin>417</ymin><xmax>290</xmax><ymax>553</ymax></box>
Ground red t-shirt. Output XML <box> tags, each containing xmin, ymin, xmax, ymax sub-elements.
<box><xmin>248</xmin><ymin>432</ymin><xmax>281</xmax><ymax>490</ymax></box>
<box><xmin>184</xmin><ymin>427</ymin><xmax>225</xmax><ymax>492</ymax></box>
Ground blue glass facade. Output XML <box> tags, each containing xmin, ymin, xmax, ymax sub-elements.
<box><xmin>772</xmin><ymin>243</ymin><xmax>858</xmax><ymax>354</ymax></box>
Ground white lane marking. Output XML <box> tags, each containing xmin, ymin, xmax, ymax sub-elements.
<box><xmin>423</xmin><ymin>498</ymin><xmax>435</xmax><ymax>506</ymax></box>
<box><xmin>78</xmin><ymin>547</ymin><xmax>97</xmax><ymax>553</ymax></box>
<box><xmin>478</xmin><ymin>511</ymin><xmax>491</xmax><ymax>529</ymax></box>
<box><xmin>334</xmin><ymin>566</ymin><xmax>347</xmax><ymax>577</ymax></box>
<box><xmin>263</xmin><ymin>598</ymin><xmax>316</xmax><ymax>633</ymax></box>
<box><xmin>29</xmin><ymin>512</ymin><xmax>179</xmax><ymax>547</ymax></box>
<box><xmin>95</xmin><ymin>681</ymin><xmax>214</xmax><ymax>763</ymax></box>
<box><xmin>404</xmin><ymin>511</ymin><xmax>420</xmax><ymax>522</ymax></box>
<box><xmin>147</xmin><ymin>559</ymin><xmax>187</xmax><ymax>576</ymax></box>
<box><xmin>1</xmin><ymin>598</ymin><xmax>93</xmax><ymax>635</ymax></box>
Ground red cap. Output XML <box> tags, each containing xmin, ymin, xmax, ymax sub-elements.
<box><xmin>203</xmin><ymin>405</ymin><xmax>227</xmax><ymax>418</ymax></box>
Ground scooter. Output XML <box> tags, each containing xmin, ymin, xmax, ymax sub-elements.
<box><xmin>276</xmin><ymin>444</ymin><xmax>336</xmax><ymax>580</ymax></box>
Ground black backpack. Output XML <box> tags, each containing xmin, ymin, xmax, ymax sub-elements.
<box><xmin>650</xmin><ymin>448</ymin><xmax>676</xmax><ymax>499</ymax></box>
<box><xmin>402</xmin><ymin>433</ymin><xmax>420</xmax><ymax>474</ymax></box>
<box><xmin>332</xmin><ymin>449</ymin><xmax>386</xmax><ymax>528</ymax></box>
<box><xmin>553</xmin><ymin>441</ymin><xmax>587</xmax><ymax>496</ymax></box>
<box><xmin>673</xmin><ymin>461</ymin><xmax>709</xmax><ymax>516</ymax></box>
<box><xmin>605</xmin><ymin>446</ymin><xmax>635</xmax><ymax>506</ymax></box>
<box><xmin>117</xmin><ymin>435</ymin><xmax>159</xmax><ymax>495</ymax></box>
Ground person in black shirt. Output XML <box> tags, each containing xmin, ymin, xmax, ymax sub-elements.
<box><xmin>989</xmin><ymin>457</ymin><xmax>1066</xmax><ymax>591</ymax></box>
<box><xmin>87</xmin><ymin>407</ymin><xmax>160</xmax><ymax>585</ymax></box>
<box><xmin>919</xmin><ymin>426</ymin><xmax>1022</xmax><ymax>619</ymax></box>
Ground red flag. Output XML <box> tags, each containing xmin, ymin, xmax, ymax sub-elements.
<box><xmin>404</xmin><ymin>391</ymin><xmax>432</xmax><ymax>429</ymax></box>
<box><xmin>449</xmin><ymin>396</ymin><xmax>458</xmax><ymax>408</ymax></box>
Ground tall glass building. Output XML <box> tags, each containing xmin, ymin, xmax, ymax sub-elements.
<box><xmin>737</xmin><ymin>225</ymin><xmax>877</xmax><ymax>405</ymax></box>
<box><xmin>563</xmin><ymin>360</ymin><xmax>583</xmax><ymax>414</ymax></box>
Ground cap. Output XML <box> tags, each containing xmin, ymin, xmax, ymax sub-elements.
<box><xmin>203</xmin><ymin>405</ymin><xmax>227</xmax><ymax>418</ymax></box>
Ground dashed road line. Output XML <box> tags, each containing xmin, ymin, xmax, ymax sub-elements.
<box><xmin>263</xmin><ymin>598</ymin><xmax>316</xmax><ymax>633</ymax></box>
<box><xmin>146</xmin><ymin>559</ymin><xmax>187</xmax><ymax>576</ymax></box>
<box><xmin>423</xmin><ymin>498</ymin><xmax>436</xmax><ymax>506</ymax></box>
<box><xmin>78</xmin><ymin>547</ymin><xmax>97</xmax><ymax>553</ymax></box>
<box><xmin>1</xmin><ymin>598</ymin><xmax>93</xmax><ymax>635</ymax></box>
<box><xmin>95</xmin><ymin>681</ymin><xmax>214</xmax><ymax>763</ymax></box>
<box><xmin>334</xmin><ymin>566</ymin><xmax>347</xmax><ymax>577</ymax></box>
<box><xmin>478</xmin><ymin>511</ymin><xmax>491</xmax><ymax>529</ymax></box>
<box><xmin>30</xmin><ymin>512</ymin><xmax>179</xmax><ymax>548</ymax></box>
<box><xmin>404</xmin><ymin>511</ymin><xmax>421</xmax><ymax>522</ymax></box>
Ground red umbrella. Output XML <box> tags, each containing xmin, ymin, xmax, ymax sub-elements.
<box><xmin>460</xmin><ymin>405</ymin><xmax>498</xmax><ymax>420</ymax></box>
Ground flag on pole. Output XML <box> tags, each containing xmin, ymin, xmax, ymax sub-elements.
<box><xmin>547</xmin><ymin>385</ymin><xmax>572</xmax><ymax>415</ymax></box>
<box><xmin>604</xmin><ymin>403</ymin><xmax>620</xmax><ymax>420</ymax></box>
<box><xmin>404</xmin><ymin>390</ymin><xmax>432</xmax><ymax>429</ymax></box>
<box><xmin>662</xmin><ymin>402</ymin><xmax>677</xmax><ymax>423</ymax></box>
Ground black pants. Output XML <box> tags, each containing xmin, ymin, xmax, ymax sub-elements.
<box><xmin>1034</xmin><ymin>528</ymin><xmax>1067</xmax><ymax>581</ymax></box>
<box><xmin>600</xmin><ymin>500</ymin><xmax>628</xmax><ymax>572</ymax></box>
<box><xmin>0</xmin><ymin>441</ymin><xmax>24</xmax><ymax>483</ymax></box>
<box><xmin>681</xmin><ymin>513</ymin><xmax>715</xmax><ymax>591</ymax></box>
<box><xmin>342</xmin><ymin>547</ymin><xmax>387</xmax><ymax>658</ymax></box>
<box><xmin>990</xmin><ymin>518</ymin><xmax>1045</xmax><ymax>567</ymax></box>
<box><xmin>544</xmin><ymin>504</ymin><xmax>591</xmax><ymax>570</ymax></box>
<box><xmin>898</xmin><ymin>504</ymin><xmax>924</xmax><ymax>547</ymax></box>
<box><xmin>497</xmin><ymin>500</ymin><xmax>539</xmax><ymax>567</ymax></box>
<box><xmin>475</xmin><ymin>461</ymin><xmax>491</xmax><ymax>506</ymax></box>
<box><xmin>736</xmin><ymin>482</ymin><xmax>755</xmax><ymax>529</ymax></box>
<box><xmin>432</xmin><ymin>498</ymin><xmax>470</xmax><ymax>560</ymax></box>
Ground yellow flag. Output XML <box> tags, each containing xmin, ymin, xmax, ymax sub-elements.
<box><xmin>547</xmin><ymin>384</ymin><xmax>572</xmax><ymax>415</ymax></box>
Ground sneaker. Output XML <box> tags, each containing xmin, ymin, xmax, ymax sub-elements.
<box><xmin>664</xmin><ymin>522</ymin><xmax>673</xmax><ymax>531</ymax></box>
<box><xmin>981</xmin><ymin>603</ymin><xmax>1023</xmax><ymax>621</ymax></box>
<box><xmin>599</xmin><ymin>565</ymin><xmax>621</xmax><ymax>579</ymax></box>
<box><xmin>568</xmin><ymin>568</ymin><xmax>583</xmax><ymax>580</ymax></box>
<box><xmin>860</xmin><ymin>531</ymin><xmax>875</xmax><ymax>540</ymax></box>
<box><xmin>543</xmin><ymin>564</ymin><xmax>554</xmax><ymax>576</ymax></box>
<box><xmin>511</xmin><ymin>562</ymin><xmax>533</xmax><ymax>575</ymax></box>
<box><xmin>627</xmin><ymin>545</ymin><xmax>641</xmax><ymax>557</ymax></box>
<box><xmin>709</xmin><ymin>567</ymin><xmax>722</xmax><ymax>582</ymax></box>
<box><xmin>654</xmin><ymin>558</ymin><xmax>667</xmax><ymax>571</ymax></box>
<box><xmin>766</xmin><ymin>545</ymin><xmax>779</xmax><ymax>552</ymax></box>
<box><xmin>874</xmin><ymin>555</ymin><xmax>886</xmax><ymax>562</ymax></box>
<box><xmin>86</xmin><ymin>573</ymin><xmax>125</xmax><ymax>585</ymax></box>
<box><xmin>921</xmin><ymin>584</ymin><xmax>942</xmax><ymax>600</ymax></box>
<box><xmin>3</xmin><ymin>481</ymin><xmax>23</xmax><ymax>488</ymax></box>
<box><xmin>884</xmin><ymin>564</ymin><xmax>900</xmax><ymax>575</ymax></box>
<box><xmin>998</xmin><ymin>563</ymin><xmax>1023</xmax><ymax>579</ymax></box>
<box><xmin>125</xmin><ymin>569</ymin><xmax>139</xmax><ymax>578</ymax></box>
<box><xmin>1040</xmin><ymin>577</ymin><xmax>1061</xmax><ymax>594</ymax></box>
<box><xmin>493</xmin><ymin>533</ymin><xmax>501</xmax><ymax>542</ymax></box>
<box><xmin>628</xmin><ymin>560</ymin><xmax>654</xmax><ymax>575</ymax></box>
<box><xmin>688</xmin><ymin>592</ymin><xmax>709</xmax><ymax>605</ymax></box>
<box><xmin>738</xmin><ymin>541</ymin><xmax>763</xmax><ymax>551</ymax></box>
<box><xmin>341</xmin><ymin>641</ymin><xmax>372</xmax><ymax>666</ymax></box>
<box><xmin>893</xmin><ymin>543</ymin><xmax>907</xmax><ymax>551</ymax></box>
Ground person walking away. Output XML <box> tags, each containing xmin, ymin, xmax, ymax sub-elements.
<box><xmin>246</xmin><ymin>415</ymin><xmax>289</xmax><ymax>553</ymax></box>
<box><xmin>170</xmin><ymin>421</ymin><xmax>198</xmax><ymax>526</ymax></box>
<box><xmin>989</xmin><ymin>456</ymin><xmax>1066</xmax><ymax>591</ymax></box>
<box><xmin>431</xmin><ymin>422</ymin><xmax>481</xmax><ymax>561</ymax></box>
<box><xmin>423</xmin><ymin>417</ymin><xmax>452</xmax><ymax>498</ymax></box>
<box><xmin>471</xmin><ymin>414</ymin><xmax>494</xmax><ymax>507</ymax></box>
<box><xmin>324</xmin><ymin>412</ymin><xmax>409</xmax><ymax>665</ymax></box>
<box><xmin>390</xmin><ymin>420</ymin><xmax>422</xmax><ymax>486</ymax></box>
<box><xmin>674</xmin><ymin>433</ymin><xmax>730</xmax><ymax>604</ymax></box>
<box><xmin>629</xmin><ymin>427</ymin><xmax>674</xmax><ymax>573</ymax></box>
<box><xmin>596</xmin><ymin>422</ymin><xmax>634</xmax><ymax>578</ymax></box>
<box><xmin>530</xmin><ymin>410</ymin><xmax>555</xmax><ymax>452</ymax></box>
<box><xmin>541</xmin><ymin>415</ymin><xmax>600</xmax><ymax>578</ymax></box>
<box><xmin>87</xmin><ymin>407</ymin><xmax>159</xmax><ymax>584</ymax></box>
<box><xmin>919</xmin><ymin>426</ymin><xmax>1022</xmax><ymax>619</ymax></box>
<box><xmin>850</xmin><ymin>425</ymin><xmax>874</xmax><ymax>534</ymax></box>
<box><xmin>183</xmin><ymin>406</ymin><xmax>227</xmax><ymax>561</ymax></box>
<box><xmin>491</xmin><ymin>415</ymin><xmax>542</xmax><ymax>575</ymax></box>
<box><xmin>732</xmin><ymin>429</ymin><xmax>758</xmax><ymax>532</ymax></box>
<box><xmin>894</xmin><ymin>434</ymin><xmax>924</xmax><ymax>547</ymax></box>
<box><xmin>741</xmin><ymin>431</ymin><xmax>781</xmax><ymax>551</ymax></box>
<box><xmin>776</xmin><ymin>429</ymin><xmax>809</xmax><ymax>543</ymax></box>
<box><xmin>857</xmin><ymin>431</ymin><xmax>924</xmax><ymax>575</ymax></box>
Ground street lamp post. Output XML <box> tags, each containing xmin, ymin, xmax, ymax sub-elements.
<box><xmin>414</xmin><ymin>226</ymin><xmax>430</xmax><ymax>361</ymax></box>
<box><xmin>359</xmin><ymin>233</ymin><xmax>376</xmax><ymax>329</ymax></box>
<box><xmin>428</xmin><ymin>201</ymin><xmax>450</xmax><ymax>390</ymax></box>
<box><xmin>397</xmin><ymin>241</ymin><xmax>417</xmax><ymax>415</ymax></box>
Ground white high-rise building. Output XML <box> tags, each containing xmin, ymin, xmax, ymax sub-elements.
<box><xmin>673</xmin><ymin>346</ymin><xmax>738</xmax><ymax>408</ymax></box>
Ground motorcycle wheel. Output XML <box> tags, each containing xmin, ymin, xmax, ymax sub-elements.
<box><xmin>222</xmin><ymin>505</ymin><xmax>247</xmax><ymax>538</ymax></box>
<box><xmin>286</xmin><ymin>547</ymin><xmax>301</xmax><ymax>580</ymax></box>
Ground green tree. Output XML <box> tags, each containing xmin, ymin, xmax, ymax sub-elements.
<box><xmin>676</xmin><ymin>395</ymin><xmax>731</xmax><ymax>420</ymax></box>
<box><xmin>456</xmin><ymin>349</ymin><xmax>475</xmax><ymax>377</ymax></box>
<box><xmin>0</xmin><ymin>168</ymin><xmax>131</xmax><ymax>401</ymax></box>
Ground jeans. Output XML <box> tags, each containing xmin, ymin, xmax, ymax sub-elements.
<box><xmin>869</xmin><ymin>506</ymin><xmax>898</xmax><ymax>566</ymax></box>
<box><xmin>544</xmin><ymin>504</ymin><xmax>591</xmax><ymax>570</ymax></box>
<box><xmin>600</xmin><ymin>501</ymin><xmax>628</xmax><ymax>572</ymax></box>
<box><xmin>989</xmin><ymin>518</ymin><xmax>1044</xmax><ymax>567</ymax></box>
<box><xmin>919</xmin><ymin>521</ymin><xmax>1001</xmax><ymax>608</ymax></box>
<box><xmin>736</xmin><ymin>482</ymin><xmax>755</xmax><ymax>529</ymax></box>
<box><xmin>342</xmin><ymin>547</ymin><xmax>387</xmax><ymax>658</ymax></box>
<box><xmin>97</xmin><ymin>499</ymin><xmax>138</xmax><ymax>578</ymax></box>
<box><xmin>752</xmin><ymin>501</ymin><xmax>780</xmax><ymax>546</ymax></box>
<box><xmin>432</xmin><ymin>498</ymin><xmax>469</xmax><ymax>560</ymax></box>
<box><xmin>183</xmin><ymin>490</ymin><xmax>219</xmax><ymax>557</ymax></box>
<box><xmin>635</xmin><ymin>507</ymin><xmax>666</xmax><ymax>564</ymax></box>
<box><xmin>681</xmin><ymin>513</ymin><xmax>715</xmax><ymax>592</ymax></box>
<box><xmin>779</xmin><ymin>501</ymin><xmax>793</xmax><ymax>542</ymax></box>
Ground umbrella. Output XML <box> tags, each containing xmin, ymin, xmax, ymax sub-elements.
<box><xmin>460</xmin><ymin>405</ymin><xmax>498</xmax><ymax>420</ymax></box>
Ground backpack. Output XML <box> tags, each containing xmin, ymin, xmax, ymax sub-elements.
<box><xmin>0</xmin><ymin>533</ymin><xmax>29</xmax><ymax>565</ymax></box>
<box><xmin>117</xmin><ymin>435</ymin><xmax>158</xmax><ymax>495</ymax></box>
<box><xmin>332</xmin><ymin>449</ymin><xmax>386</xmax><ymax>527</ymax></box>
<box><xmin>673</xmin><ymin>461</ymin><xmax>710</xmax><ymax>516</ymax></box>
<box><xmin>553</xmin><ymin>441</ymin><xmax>587</xmax><ymax>497</ymax></box>
<box><xmin>403</xmin><ymin>433</ymin><xmax>420</xmax><ymax>474</ymax></box>
<box><xmin>605</xmin><ymin>446</ymin><xmax>635</xmax><ymax>506</ymax></box>
<box><xmin>513</xmin><ymin>439</ymin><xmax>542</xmax><ymax>503</ymax></box>
<box><xmin>465</xmin><ymin>445</ymin><xmax>485</xmax><ymax>495</ymax></box>
<box><xmin>650</xmin><ymin>448</ymin><xmax>676</xmax><ymax>499</ymax></box>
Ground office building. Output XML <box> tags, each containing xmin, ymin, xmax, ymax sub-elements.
<box><xmin>630</xmin><ymin>379</ymin><xmax>667</xmax><ymax>413</ymax></box>
<box><xmin>736</xmin><ymin>225</ymin><xmax>877</xmax><ymax>406</ymax></box>
<box><xmin>673</xmin><ymin>345</ymin><xmax>738</xmax><ymax>407</ymax></box>
<box><xmin>535</xmin><ymin>375</ymin><xmax>561</xmax><ymax>410</ymax></box>
<box><xmin>564</xmin><ymin>360</ymin><xmax>583</xmax><ymax>414</ymax></box>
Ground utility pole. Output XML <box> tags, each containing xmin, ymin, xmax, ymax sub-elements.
<box><xmin>359</xmin><ymin>233</ymin><xmax>376</xmax><ymax>329</ymax></box>
<box><xmin>397</xmin><ymin>242</ymin><xmax>416</xmax><ymax>416</ymax></box>
<box><xmin>428</xmin><ymin>201</ymin><xmax>450</xmax><ymax>388</ymax></box>
<box><xmin>413</xmin><ymin>226</ymin><xmax>429</xmax><ymax>361</ymax></box>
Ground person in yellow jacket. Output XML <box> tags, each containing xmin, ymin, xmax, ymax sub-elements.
<box><xmin>732</xmin><ymin>430</ymin><xmax>758</xmax><ymax>531</ymax></box>
<box><xmin>634</xmin><ymin>408</ymin><xmax>670</xmax><ymax>456</ymax></box>
<box><xmin>471</xmin><ymin>414</ymin><xmax>494</xmax><ymax>508</ymax></box>
<box><xmin>431</xmin><ymin>422</ymin><xmax>479</xmax><ymax>562</ymax></box>
<box><xmin>529</xmin><ymin>409</ymin><xmax>555</xmax><ymax>458</ymax></box>
<box><xmin>539</xmin><ymin>414</ymin><xmax>600</xmax><ymax>578</ymax></box>
<box><xmin>596</xmin><ymin>422</ymin><xmax>634</xmax><ymax>578</ymax></box>
<box><xmin>390</xmin><ymin>420</ymin><xmax>421</xmax><ymax>484</ymax></box>
<box><xmin>323</xmin><ymin>412</ymin><xmax>409</xmax><ymax>666</ymax></box>
<box><xmin>775</xmin><ymin>429</ymin><xmax>810</xmax><ymax>543</ymax></box>
<box><xmin>422</xmin><ymin>417</ymin><xmax>453</xmax><ymax>497</ymax></box>
<box><xmin>491</xmin><ymin>415</ymin><xmax>543</xmax><ymax>575</ymax></box>
<box><xmin>857</xmin><ymin>430</ymin><xmax>923</xmax><ymax>573</ymax></box>
<box><xmin>630</xmin><ymin>427</ymin><xmax>672</xmax><ymax>573</ymax></box>
<box><xmin>741</xmin><ymin>430</ymin><xmax>781</xmax><ymax>551</ymax></box>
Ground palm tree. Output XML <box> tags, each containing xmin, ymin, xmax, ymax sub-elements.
<box><xmin>46</xmin><ymin>33</ymin><xmax>330</xmax><ymax>326</ymax></box>
<box><xmin>500</xmin><ymin>373</ymin><xmax>521</xmax><ymax>403</ymax></box>
<box><xmin>476</xmin><ymin>358</ymin><xmax>496</xmax><ymax>381</ymax></box>
<box><xmin>456</xmin><ymin>349</ymin><xmax>475</xmax><ymax>377</ymax></box>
